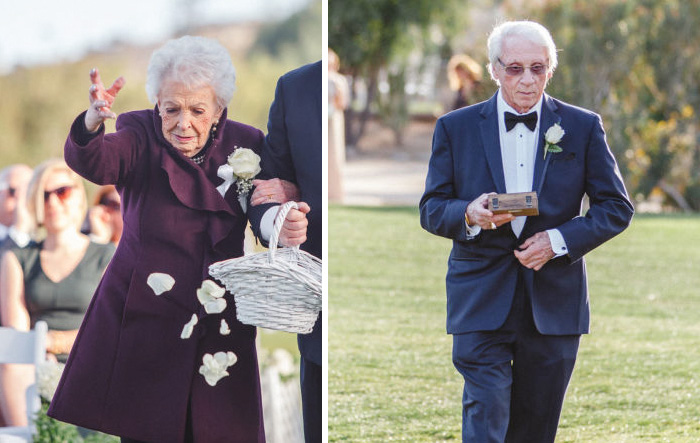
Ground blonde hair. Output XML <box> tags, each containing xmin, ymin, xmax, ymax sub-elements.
<box><xmin>26</xmin><ymin>159</ymin><xmax>87</xmax><ymax>237</ymax></box>
<box><xmin>447</xmin><ymin>54</ymin><xmax>483</xmax><ymax>91</ymax></box>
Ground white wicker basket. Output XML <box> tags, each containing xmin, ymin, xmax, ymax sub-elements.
<box><xmin>209</xmin><ymin>201</ymin><xmax>322</xmax><ymax>334</ymax></box>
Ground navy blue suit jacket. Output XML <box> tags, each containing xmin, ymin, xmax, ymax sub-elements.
<box><xmin>249</xmin><ymin>61</ymin><xmax>322</xmax><ymax>364</ymax></box>
<box><xmin>420</xmin><ymin>93</ymin><xmax>634</xmax><ymax>336</ymax></box>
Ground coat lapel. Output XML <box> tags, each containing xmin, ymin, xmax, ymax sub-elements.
<box><xmin>533</xmin><ymin>94</ymin><xmax>561</xmax><ymax>194</ymax></box>
<box><xmin>153</xmin><ymin>107</ymin><xmax>235</xmax><ymax>216</ymax></box>
<box><xmin>479</xmin><ymin>94</ymin><xmax>507</xmax><ymax>194</ymax></box>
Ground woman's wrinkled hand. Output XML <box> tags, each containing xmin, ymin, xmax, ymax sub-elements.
<box><xmin>85</xmin><ymin>68</ymin><xmax>125</xmax><ymax>133</ymax></box>
<box><xmin>277</xmin><ymin>202</ymin><xmax>310</xmax><ymax>247</ymax></box>
<box><xmin>250</xmin><ymin>178</ymin><xmax>301</xmax><ymax>206</ymax></box>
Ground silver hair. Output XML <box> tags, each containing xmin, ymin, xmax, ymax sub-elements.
<box><xmin>145</xmin><ymin>35</ymin><xmax>236</xmax><ymax>109</ymax></box>
<box><xmin>486</xmin><ymin>21</ymin><xmax>558</xmax><ymax>83</ymax></box>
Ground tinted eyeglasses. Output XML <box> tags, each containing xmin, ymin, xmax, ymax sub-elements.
<box><xmin>99</xmin><ymin>197</ymin><xmax>121</xmax><ymax>212</ymax></box>
<box><xmin>44</xmin><ymin>186</ymin><xmax>74</xmax><ymax>203</ymax></box>
<box><xmin>497</xmin><ymin>58</ymin><xmax>548</xmax><ymax>77</ymax></box>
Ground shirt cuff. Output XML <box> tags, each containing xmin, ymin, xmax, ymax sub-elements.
<box><xmin>465</xmin><ymin>221</ymin><xmax>482</xmax><ymax>238</ymax></box>
<box><xmin>547</xmin><ymin>229</ymin><xmax>568</xmax><ymax>257</ymax></box>
<box><xmin>260</xmin><ymin>205</ymin><xmax>280</xmax><ymax>243</ymax></box>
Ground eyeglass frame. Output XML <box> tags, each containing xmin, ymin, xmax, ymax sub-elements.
<box><xmin>43</xmin><ymin>185</ymin><xmax>75</xmax><ymax>203</ymax></box>
<box><xmin>496</xmin><ymin>57</ymin><xmax>549</xmax><ymax>77</ymax></box>
<box><xmin>99</xmin><ymin>197</ymin><xmax>121</xmax><ymax>212</ymax></box>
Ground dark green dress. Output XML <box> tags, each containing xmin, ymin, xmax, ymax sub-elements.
<box><xmin>12</xmin><ymin>240</ymin><xmax>114</xmax><ymax>356</ymax></box>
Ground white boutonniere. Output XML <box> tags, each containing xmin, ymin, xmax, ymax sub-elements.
<box><xmin>544</xmin><ymin>123</ymin><xmax>565</xmax><ymax>160</ymax></box>
<box><xmin>216</xmin><ymin>147</ymin><xmax>261</xmax><ymax>212</ymax></box>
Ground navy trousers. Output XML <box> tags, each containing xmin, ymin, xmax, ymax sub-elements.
<box><xmin>300</xmin><ymin>356</ymin><xmax>322</xmax><ymax>443</ymax></box>
<box><xmin>452</xmin><ymin>274</ymin><xmax>580</xmax><ymax>443</ymax></box>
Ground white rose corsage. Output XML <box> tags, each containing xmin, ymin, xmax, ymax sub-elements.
<box><xmin>216</xmin><ymin>147</ymin><xmax>261</xmax><ymax>212</ymax></box>
<box><xmin>544</xmin><ymin>123</ymin><xmax>565</xmax><ymax>160</ymax></box>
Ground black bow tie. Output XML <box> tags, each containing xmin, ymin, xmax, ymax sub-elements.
<box><xmin>504</xmin><ymin>111</ymin><xmax>538</xmax><ymax>131</ymax></box>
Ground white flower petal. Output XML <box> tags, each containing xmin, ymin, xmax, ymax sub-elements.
<box><xmin>197</xmin><ymin>280</ymin><xmax>226</xmax><ymax>306</ymax></box>
<box><xmin>181</xmin><ymin>314</ymin><xmax>198</xmax><ymax>339</ymax></box>
<box><xmin>220</xmin><ymin>319</ymin><xmax>231</xmax><ymax>335</ymax></box>
<box><xmin>199</xmin><ymin>351</ymin><xmax>237</xmax><ymax>386</ymax></box>
<box><xmin>204</xmin><ymin>298</ymin><xmax>227</xmax><ymax>314</ymax></box>
<box><xmin>147</xmin><ymin>273</ymin><xmax>175</xmax><ymax>295</ymax></box>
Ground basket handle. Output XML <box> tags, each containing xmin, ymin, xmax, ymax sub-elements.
<box><xmin>268</xmin><ymin>201</ymin><xmax>300</xmax><ymax>262</ymax></box>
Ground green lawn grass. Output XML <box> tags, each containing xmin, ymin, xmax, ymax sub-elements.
<box><xmin>328</xmin><ymin>207</ymin><xmax>700</xmax><ymax>442</ymax></box>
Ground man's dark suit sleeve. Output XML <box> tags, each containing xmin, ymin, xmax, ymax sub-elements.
<box><xmin>554</xmin><ymin>114</ymin><xmax>633</xmax><ymax>262</ymax></box>
<box><xmin>248</xmin><ymin>76</ymin><xmax>292</xmax><ymax>244</ymax></box>
<box><xmin>419</xmin><ymin>118</ymin><xmax>474</xmax><ymax>242</ymax></box>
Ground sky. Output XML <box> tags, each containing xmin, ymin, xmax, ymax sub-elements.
<box><xmin>0</xmin><ymin>0</ymin><xmax>312</xmax><ymax>73</ymax></box>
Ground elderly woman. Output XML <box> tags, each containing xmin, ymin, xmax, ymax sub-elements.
<box><xmin>47</xmin><ymin>36</ymin><xmax>308</xmax><ymax>442</ymax></box>
<box><xmin>0</xmin><ymin>159</ymin><xmax>115</xmax><ymax>425</ymax></box>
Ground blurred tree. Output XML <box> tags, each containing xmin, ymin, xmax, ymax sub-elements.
<box><xmin>519</xmin><ymin>0</ymin><xmax>700</xmax><ymax>211</ymax></box>
<box><xmin>329</xmin><ymin>0</ymin><xmax>464</xmax><ymax>145</ymax></box>
<box><xmin>253</xmin><ymin>0</ymin><xmax>322</xmax><ymax>65</ymax></box>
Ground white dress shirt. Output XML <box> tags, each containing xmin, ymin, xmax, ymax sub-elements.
<box><xmin>259</xmin><ymin>206</ymin><xmax>279</xmax><ymax>243</ymax></box>
<box><xmin>466</xmin><ymin>91</ymin><xmax>568</xmax><ymax>256</ymax></box>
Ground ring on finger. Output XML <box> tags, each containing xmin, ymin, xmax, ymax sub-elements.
<box><xmin>490</xmin><ymin>222</ymin><xmax>497</xmax><ymax>230</ymax></box>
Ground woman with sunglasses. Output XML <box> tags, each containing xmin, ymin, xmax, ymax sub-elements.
<box><xmin>0</xmin><ymin>158</ymin><xmax>115</xmax><ymax>426</ymax></box>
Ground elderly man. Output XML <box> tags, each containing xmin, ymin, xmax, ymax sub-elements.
<box><xmin>0</xmin><ymin>164</ymin><xmax>32</xmax><ymax>253</ymax></box>
<box><xmin>249</xmin><ymin>60</ymin><xmax>322</xmax><ymax>443</ymax></box>
<box><xmin>420</xmin><ymin>21</ymin><xmax>634</xmax><ymax>442</ymax></box>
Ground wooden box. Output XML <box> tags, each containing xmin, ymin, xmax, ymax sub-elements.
<box><xmin>488</xmin><ymin>191</ymin><xmax>539</xmax><ymax>216</ymax></box>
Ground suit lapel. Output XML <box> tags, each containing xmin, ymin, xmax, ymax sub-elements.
<box><xmin>533</xmin><ymin>94</ymin><xmax>561</xmax><ymax>194</ymax></box>
<box><xmin>479</xmin><ymin>95</ymin><xmax>507</xmax><ymax>194</ymax></box>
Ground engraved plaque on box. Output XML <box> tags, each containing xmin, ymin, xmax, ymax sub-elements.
<box><xmin>488</xmin><ymin>191</ymin><xmax>539</xmax><ymax>216</ymax></box>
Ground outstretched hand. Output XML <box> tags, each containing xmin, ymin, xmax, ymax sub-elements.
<box><xmin>85</xmin><ymin>68</ymin><xmax>125</xmax><ymax>132</ymax></box>
<box><xmin>278</xmin><ymin>202</ymin><xmax>310</xmax><ymax>247</ymax></box>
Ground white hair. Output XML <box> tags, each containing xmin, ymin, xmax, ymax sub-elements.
<box><xmin>145</xmin><ymin>35</ymin><xmax>236</xmax><ymax>109</ymax></box>
<box><xmin>486</xmin><ymin>21</ymin><xmax>558</xmax><ymax>82</ymax></box>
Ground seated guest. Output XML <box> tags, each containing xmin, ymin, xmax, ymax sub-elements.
<box><xmin>0</xmin><ymin>163</ymin><xmax>33</xmax><ymax>426</ymax></box>
<box><xmin>85</xmin><ymin>185</ymin><xmax>123</xmax><ymax>246</ymax></box>
<box><xmin>0</xmin><ymin>164</ymin><xmax>33</xmax><ymax>253</ymax></box>
<box><xmin>0</xmin><ymin>159</ymin><xmax>115</xmax><ymax>426</ymax></box>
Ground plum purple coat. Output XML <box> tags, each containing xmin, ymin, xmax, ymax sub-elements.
<box><xmin>48</xmin><ymin>108</ymin><xmax>266</xmax><ymax>442</ymax></box>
